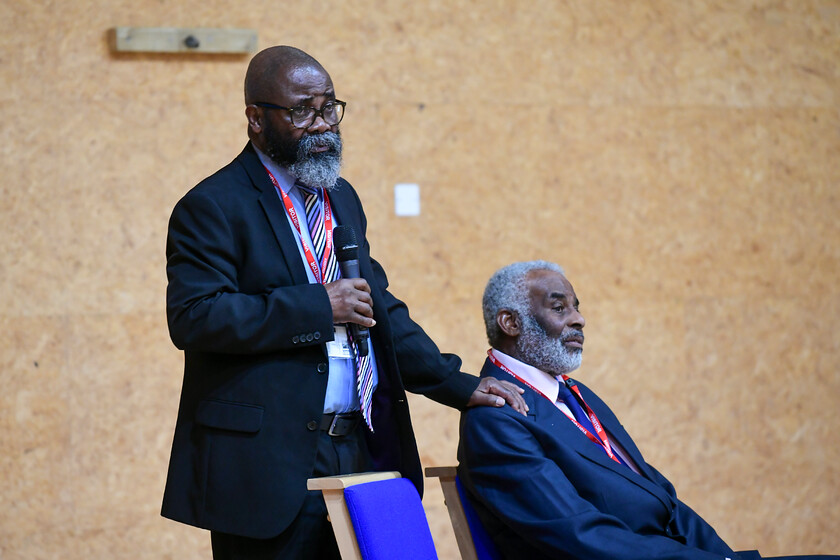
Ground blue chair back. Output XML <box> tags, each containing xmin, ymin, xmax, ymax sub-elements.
<box><xmin>344</xmin><ymin>477</ymin><xmax>438</xmax><ymax>560</ymax></box>
<box><xmin>455</xmin><ymin>476</ymin><xmax>502</xmax><ymax>560</ymax></box>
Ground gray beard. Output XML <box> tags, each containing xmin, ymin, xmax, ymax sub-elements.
<box><xmin>288</xmin><ymin>132</ymin><xmax>342</xmax><ymax>190</ymax></box>
<box><xmin>515</xmin><ymin>315</ymin><xmax>583</xmax><ymax>376</ymax></box>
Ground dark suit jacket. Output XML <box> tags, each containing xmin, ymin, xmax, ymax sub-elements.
<box><xmin>457</xmin><ymin>358</ymin><xmax>739</xmax><ymax>560</ymax></box>
<box><xmin>161</xmin><ymin>143</ymin><xmax>479</xmax><ymax>539</ymax></box>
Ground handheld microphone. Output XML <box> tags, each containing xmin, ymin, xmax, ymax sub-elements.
<box><xmin>333</xmin><ymin>225</ymin><xmax>370</xmax><ymax>356</ymax></box>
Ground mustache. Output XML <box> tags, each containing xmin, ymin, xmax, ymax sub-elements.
<box><xmin>297</xmin><ymin>131</ymin><xmax>342</xmax><ymax>158</ymax></box>
<box><xmin>560</xmin><ymin>329</ymin><xmax>584</xmax><ymax>343</ymax></box>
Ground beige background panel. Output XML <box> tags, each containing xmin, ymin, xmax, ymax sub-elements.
<box><xmin>0</xmin><ymin>316</ymin><xmax>74</xmax><ymax>544</ymax></box>
<box><xmin>1</xmin><ymin>1</ymin><xmax>839</xmax><ymax>559</ymax></box>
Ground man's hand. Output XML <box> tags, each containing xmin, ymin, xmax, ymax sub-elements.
<box><xmin>467</xmin><ymin>377</ymin><xmax>528</xmax><ymax>415</ymax></box>
<box><xmin>325</xmin><ymin>278</ymin><xmax>376</xmax><ymax>327</ymax></box>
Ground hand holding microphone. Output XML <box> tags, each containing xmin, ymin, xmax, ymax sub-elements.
<box><xmin>328</xmin><ymin>225</ymin><xmax>372</xmax><ymax>356</ymax></box>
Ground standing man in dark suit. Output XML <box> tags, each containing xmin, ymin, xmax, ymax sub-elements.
<box><xmin>160</xmin><ymin>45</ymin><xmax>526</xmax><ymax>560</ymax></box>
<box><xmin>458</xmin><ymin>260</ymin><xmax>838</xmax><ymax>560</ymax></box>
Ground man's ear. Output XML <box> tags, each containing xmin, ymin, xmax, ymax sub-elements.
<box><xmin>497</xmin><ymin>309</ymin><xmax>521</xmax><ymax>337</ymax></box>
<box><xmin>245</xmin><ymin>105</ymin><xmax>263</xmax><ymax>134</ymax></box>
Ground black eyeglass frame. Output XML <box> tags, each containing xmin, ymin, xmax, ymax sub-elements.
<box><xmin>252</xmin><ymin>100</ymin><xmax>346</xmax><ymax>129</ymax></box>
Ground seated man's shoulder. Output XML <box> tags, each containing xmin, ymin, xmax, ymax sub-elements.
<box><xmin>460</xmin><ymin>399</ymin><xmax>532</xmax><ymax>437</ymax></box>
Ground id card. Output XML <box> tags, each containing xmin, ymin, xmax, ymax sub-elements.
<box><xmin>326</xmin><ymin>325</ymin><xmax>354</xmax><ymax>359</ymax></box>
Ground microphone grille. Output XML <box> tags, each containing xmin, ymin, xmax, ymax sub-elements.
<box><xmin>333</xmin><ymin>225</ymin><xmax>358</xmax><ymax>261</ymax></box>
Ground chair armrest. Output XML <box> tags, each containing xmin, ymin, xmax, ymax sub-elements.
<box><xmin>307</xmin><ymin>471</ymin><xmax>401</xmax><ymax>491</ymax></box>
<box><xmin>424</xmin><ymin>466</ymin><xmax>457</xmax><ymax>480</ymax></box>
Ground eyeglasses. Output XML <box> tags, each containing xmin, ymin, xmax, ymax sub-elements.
<box><xmin>253</xmin><ymin>100</ymin><xmax>346</xmax><ymax>129</ymax></box>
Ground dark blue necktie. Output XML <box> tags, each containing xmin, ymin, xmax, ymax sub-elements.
<box><xmin>557</xmin><ymin>382</ymin><xmax>598</xmax><ymax>436</ymax></box>
<box><xmin>557</xmin><ymin>380</ymin><xmax>628</xmax><ymax>468</ymax></box>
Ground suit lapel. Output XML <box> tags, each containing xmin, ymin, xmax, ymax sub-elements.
<box><xmin>237</xmin><ymin>144</ymin><xmax>310</xmax><ymax>286</ymax></box>
<box><xmin>236</xmin><ymin>151</ymin><xmax>376</xmax><ymax>324</ymax></box>
<box><xmin>540</xmin><ymin>388</ymin><xmax>677</xmax><ymax>511</ymax></box>
<box><xmin>480</xmin><ymin>359</ymin><xmax>675</xmax><ymax>511</ymax></box>
<box><xmin>581</xmin><ymin>388</ymin><xmax>656</xmax><ymax>479</ymax></box>
<box><xmin>564</xmin><ymin>380</ymin><xmax>678</xmax><ymax>510</ymax></box>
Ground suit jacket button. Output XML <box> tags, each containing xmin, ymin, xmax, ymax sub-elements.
<box><xmin>306</xmin><ymin>421</ymin><xmax>318</xmax><ymax>431</ymax></box>
<box><xmin>306</xmin><ymin>333</ymin><xmax>314</xmax><ymax>342</ymax></box>
<box><xmin>292</xmin><ymin>336</ymin><xmax>300</xmax><ymax>344</ymax></box>
<box><xmin>313</xmin><ymin>331</ymin><xmax>321</xmax><ymax>340</ymax></box>
<box><xmin>317</xmin><ymin>363</ymin><xmax>328</xmax><ymax>373</ymax></box>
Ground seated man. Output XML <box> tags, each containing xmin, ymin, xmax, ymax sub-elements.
<box><xmin>458</xmin><ymin>260</ymin><xmax>838</xmax><ymax>560</ymax></box>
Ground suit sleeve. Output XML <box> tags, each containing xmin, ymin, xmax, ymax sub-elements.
<box><xmin>459</xmin><ymin>407</ymin><xmax>737</xmax><ymax>560</ymax></box>
<box><xmin>165</xmin><ymin>189</ymin><xmax>334</xmax><ymax>354</ymax></box>
<box><xmin>644</xmin><ymin>464</ymin><xmax>738</xmax><ymax>557</ymax></box>
<box><xmin>371</xmin><ymin>257</ymin><xmax>479</xmax><ymax>408</ymax></box>
<box><xmin>340</xmin><ymin>182</ymin><xmax>479</xmax><ymax>409</ymax></box>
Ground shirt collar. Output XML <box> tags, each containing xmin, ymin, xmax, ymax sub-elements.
<box><xmin>489</xmin><ymin>348</ymin><xmax>560</xmax><ymax>404</ymax></box>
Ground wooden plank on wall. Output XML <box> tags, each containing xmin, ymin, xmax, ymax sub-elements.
<box><xmin>112</xmin><ymin>27</ymin><xmax>257</xmax><ymax>54</ymax></box>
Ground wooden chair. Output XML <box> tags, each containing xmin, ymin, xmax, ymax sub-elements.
<box><xmin>425</xmin><ymin>466</ymin><xmax>501</xmax><ymax>560</ymax></box>
<box><xmin>308</xmin><ymin>471</ymin><xmax>438</xmax><ymax>560</ymax></box>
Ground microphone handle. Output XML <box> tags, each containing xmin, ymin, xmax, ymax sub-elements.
<box><xmin>337</xmin><ymin>257</ymin><xmax>370</xmax><ymax>357</ymax></box>
<box><xmin>353</xmin><ymin>330</ymin><xmax>369</xmax><ymax>357</ymax></box>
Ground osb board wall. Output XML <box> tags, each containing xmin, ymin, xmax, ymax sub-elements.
<box><xmin>1</xmin><ymin>1</ymin><xmax>838</xmax><ymax>558</ymax></box>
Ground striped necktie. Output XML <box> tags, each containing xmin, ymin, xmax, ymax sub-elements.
<box><xmin>299</xmin><ymin>184</ymin><xmax>339</xmax><ymax>283</ymax></box>
<box><xmin>351</xmin><ymin>331</ymin><xmax>375</xmax><ymax>432</ymax></box>
<box><xmin>299</xmin><ymin>183</ymin><xmax>375</xmax><ymax>431</ymax></box>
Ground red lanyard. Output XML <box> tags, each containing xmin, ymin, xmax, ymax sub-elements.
<box><xmin>263</xmin><ymin>167</ymin><xmax>334</xmax><ymax>284</ymax></box>
<box><xmin>487</xmin><ymin>350</ymin><xmax>622</xmax><ymax>464</ymax></box>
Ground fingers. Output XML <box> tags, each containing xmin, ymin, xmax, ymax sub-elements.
<box><xmin>354</xmin><ymin>278</ymin><xmax>372</xmax><ymax>294</ymax></box>
<box><xmin>467</xmin><ymin>391</ymin><xmax>506</xmax><ymax>408</ymax></box>
<box><xmin>468</xmin><ymin>377</ymin><xmax>529</xmax><ymax>415</ymax></box>
<box><xmin>325</xmin><ymin>279</ymin><xmax>376</xmax><ymax>327</ymax></box>
<box><xmin>348</xmin><ymin>306</ymin><xmax>376</xmax><ymax>328</ymax></box>
<box><xmin>496</xmin><ymin>381</ymin><xmax>529</xmax><ymax>415</ymax></box>
<box><xmin>497</xmin><ymin>379</ymin><xmax>526</xmax><ymax>399</ymax></box>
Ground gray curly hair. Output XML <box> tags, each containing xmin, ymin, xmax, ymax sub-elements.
<box><xmin>482</xmin><ymin>260</ymin><xmax>565</xmax><ymax>348</ymax></box>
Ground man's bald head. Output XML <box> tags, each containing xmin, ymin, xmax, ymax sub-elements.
<box><xmin>244</xmin><ymin>46</ymin><xmax>326</xmax><ymax>105</ymax></box>
<box><xmin>243</xmin><ymin>46</ymin><xmax>342</xmax><ymax>190</ymax></box>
